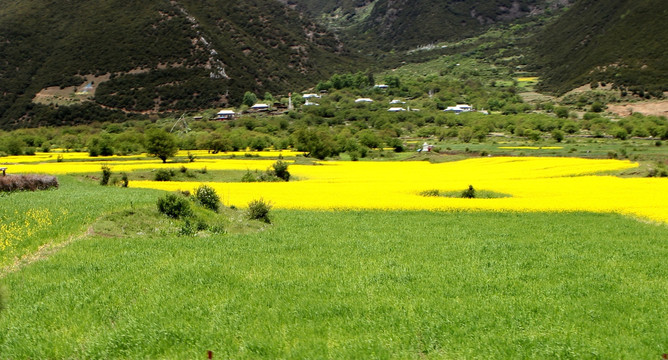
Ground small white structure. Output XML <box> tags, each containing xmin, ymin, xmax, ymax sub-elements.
<box><xmin>355</xmin><ymin>98</ymin><xmax>374</xmax><ymax>103</ymax></box>
<box><xmin>374</xmin><ymin>84</ymin><xmax>389</xmax><ymax>89</ymax></box>
<box><xmin>304</xmin><ymin>100</ymin><xmax>319</xmax><ymax>106</ymax></box>
<box><xmin>388</xmin><ymin>107</ymin><xmax>406</xmax><ymax>112</ymax></box>
<box><xmin>251</xmin><ymin>103</ymin><xmax>270</xmax><ymax>111</ymax></box>
<box><xmin>303</xmin><ymin>93</ymin><xmax>321</xmax><ymax>99</ymax></box>
<box><xmin>417</xmin><ymin>142</ymin><xmax>433</xmax><ymax>152</ymax></box>
<box><xmin>215</xmin><ymin>109</ymin><xmax>236</xmax><ymax>120</ymax></box>
<box><xmin>444</xmin><ymin>104</ymin><xmax>473</xmax><ymax>114</ymax></box>
<box><xmin>389</xmin><ymin>99</ymin><xmax>406</xmax><ymax>104</ymax></box>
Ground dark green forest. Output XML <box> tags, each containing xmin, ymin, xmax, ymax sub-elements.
<box><xmin>0</xmin><ymin>0</ymin><xmax>354</xmax><ymax>129</ymax></box>
<box><xmin>532</xmin><ymin>0</ymin><xmax>668</xmax><ymax>95</ymax></box>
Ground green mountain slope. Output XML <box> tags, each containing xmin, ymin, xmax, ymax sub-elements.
<box><xmin>292</xmin><ymin>0</ymin><xmax>572</xmax><ymax>50</ymax></box>
<box><xmin>0</xmin><ymin>0</ymin><xmax>354</xmax><ymax>128</ymax></box>
<box><xmin>532</xmin><ymin>0</ymin><xmax>668</xmax><ymax>95</ymax></box>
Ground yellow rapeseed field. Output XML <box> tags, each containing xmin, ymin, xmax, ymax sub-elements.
<box><xmin>5</xmin><ymin>154</ymin><xmax>667</xmax><ymax>223</ymax></box>
<box><xmin>129</xmin><ymin>157</ymin><xmax>666</xmax><ymax>224</ymax></box>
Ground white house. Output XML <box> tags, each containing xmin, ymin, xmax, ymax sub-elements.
<box><xmin>215</xmin><ymin>109</ymin><xmax>236</xmax><ymax>120</ymax></box>
<box><xmin>444</xmin><ymin>104</ymin><xmax>473</xmax><ymax>114</ymax></box>
<box><xmin>304</xmin><ymin>100</ymin><xmax>319</xmax><ymax>106</ymax></box>
<box><xmin>374</xmin><ymin>84</ymin><xmax>389</xmax><ymax>89</ymax></box>
<box><xmin>355</xmin><ymin>98</ymin><xmax>374</xmax><ymax>103</ymax></box>
<box><xmin>388</xmin><ymin>107</ymin><xmax>406</xmax><ymax>112</ymax></box>
<box><xmin>390</xmin><ymin>99</ymin><xmax>406</xmax><ymax>104</ymax></box>
<box><xmin>303</xmin><ymin>93</ymin><xmax>321</xmax><ymax>99</ymax></box>
<box><xmin>251</xmin><ymin>103</ymin><xmax>270</xmax><ymax>111</ymax></box>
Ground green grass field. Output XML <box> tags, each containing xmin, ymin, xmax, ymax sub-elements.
<box><xmin>1</xmin><ymin>177</ymin><xmax>667</xmax><ymax>358</ymax></box>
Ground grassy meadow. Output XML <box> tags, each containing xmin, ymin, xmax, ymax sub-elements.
<box><xmin>1</xmin><ymin>152</ymin><xmax>667</xmax><ymax>358</ymax></box>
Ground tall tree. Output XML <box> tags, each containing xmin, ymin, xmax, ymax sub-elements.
<box><xmin>145</xmin><ymin>129</ymin><xmax>178</xmax><ymax>163</ymax></box>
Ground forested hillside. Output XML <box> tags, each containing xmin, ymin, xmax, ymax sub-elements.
<box><xmin>290</xmin><ymin>0</ymin><xmax>572</xmax><ymax>50</ymax></box>
<box><xmin>532</xmin><ymin>0</ymin><xmax>668</xmax><ymax>96</ymax></box>
<box><xmin>0</xmin><ymin>0</ymin><xmax>354</xmax><ymax>129</ymax></box>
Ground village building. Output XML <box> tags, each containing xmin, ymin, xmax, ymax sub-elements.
<box><xmin>444</xmin><ymin>104</ymin><xmax>473</xmax><ymax>114</ymax></box>
<box><xmin>388</xmin><ymin>107</ymin><xmax>406</xmax><ymax>112</ymax></box>
<box><xmin>251</xmin><ymin>103</ymin><xmax>270</xmax><ymax>111</ymax></box>
<box><xmin>355</xmin><ymin>98</ymin><xmax>374</xmax><ymax>103</ymax></box>
<box><xmin>215</xmin><ymin>109</ymin><xmax>236</xmax><ymax>120</ymax></box>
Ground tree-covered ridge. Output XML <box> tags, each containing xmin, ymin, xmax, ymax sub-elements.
<box><xmin>532</xmin><ymin>0</ymin><xmax>668</xmax><ymax>96</ymax></box>
<box><xmin>0</xmin><ymin>0</ymin><xmax>355</xmax><ymax>129</ymax></box>
<box><xmin>344</xmin><ymin>0</ymin><xmax>572</xmax><ymax>50</ymax></box>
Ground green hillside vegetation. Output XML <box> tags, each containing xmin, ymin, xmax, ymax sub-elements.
<box><xmin>0</xmin><ymin>0</ymin><xmax>355</xmax><ymax>129</ymax></box>
<box><xmin>532</xmin><ymin>0</ymin><xmax>668</xmax><ymax>96</ymax></box>
<box><xmin>2</xmin><ymin>53</ymin><xmax>668</xmax><ymax>164</ymax></box>
<box><xmin>351</xmin><ymin>0</ymin><xmax>572</xmax><ymax>51</ymax></box>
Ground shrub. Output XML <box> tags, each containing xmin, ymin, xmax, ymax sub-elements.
<box><xmin>180</xmin><ymin>165</ymin><xmax>187</xmax><ymax>173</ymax></box>
<box><xmin>247</xmin><ymin>198</ymin><xmax>272</xmax><ymax>223</ymax></box>
<box><xmin>157</xmin><ymin>193</ymin><xmax>192</xmax><ymax>219</ymax></box>
<box><xmin>121</xmin><ymin>173</ymin><xmax>129</xmax><ymax>187</ymax></box>
<box><xmin>100</xmin><ymin>165</ymin><xmax>111</xmax><ymax>185</ymax></box>
<box><xmin>461</xmin><ymin>185</ymin><xmax>476</xmax><ymax>198</ymax></box>
<box><xmin>194</xmin><ymin>184</ymin><xmax>221</xmax><ymax>212</ymax></box>
<box><xmin>154</xmin><ymin>169</ymin><xmax>173</xmax><ymax>181</ymax></box>
<box><xmin>0</xmin><ymin>175</ymin><xmax>59</xmax><ymax>192</ymax></box>
<box><xmin>419</xmin><ymin>189</ymin><xmax>440</xmax><ymax>197</ymax></box>
<box><xmin>270</xmin><ymin>160</ymin><xmax>290</xmax><ymax>181</ymax></box>
<box><xmin>187</xmin><ymin>151</ymin><xmax>196</xmax><ymax>163</ymax></box>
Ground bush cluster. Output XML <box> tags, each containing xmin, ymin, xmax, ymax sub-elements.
<box><xmin>156</xmin><ymin>193</ymin><xmax>192</xmax><ymax>219</ymax></box>
<box><xmin>247</xmin><ymin>198</ymin><xmax>272</xmax><ymax>223</ymax></box>
<box><xmin>194</xmin><ymin>185</ymin><xmax>221</xmax><ymax>212</ymax></box>
<box><xmin>154</xmin><ymin>169</ymin><xmax>176</xmax><ymax>181</ymax></box>
<box><xmin>0</xmin><ymin>175</ymin><xmax>59</xmax><ymax>192</ymax></box>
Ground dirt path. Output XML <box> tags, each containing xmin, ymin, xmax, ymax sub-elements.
<box><xmin>0</xmin><ymin>227</ymin><xmax>93</xmax><ymax>279</ymax></box>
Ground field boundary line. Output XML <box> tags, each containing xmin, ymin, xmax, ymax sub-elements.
<box><xmin>0</xmin><ymin>226</ymin><xmax>93</xmax><ymax>279</ymax></box>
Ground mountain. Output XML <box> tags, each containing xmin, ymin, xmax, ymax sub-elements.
<box><xmin>289</xmin><ymin>0</ymin><xmax>572</xmax><ymax>50</ymax></box>
<box><xmin>0</xmin><ymin>0</ymin><xmax>354</xmax><ymax>128</ymax></box>
<box><xmin>532</xmin><ymin>0</ymin><xmax>668</xmax><ymax>96</ymax></box>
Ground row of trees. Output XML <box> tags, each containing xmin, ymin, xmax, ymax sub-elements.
<box><xmin>2</xmin><ymin>110</ymin><xmax>666</xmax><ymax>161</ymax></box>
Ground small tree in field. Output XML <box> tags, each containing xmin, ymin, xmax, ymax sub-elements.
<box><xmin>145</xmin><ymin>129</ymin><xmax>178</xmax><ymax>163</ymax></box>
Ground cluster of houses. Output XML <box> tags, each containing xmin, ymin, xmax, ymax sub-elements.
<box><xmin>213</xmin><ymin>85</ymin><xmax>483</xmax><ymax>121</ymax></box>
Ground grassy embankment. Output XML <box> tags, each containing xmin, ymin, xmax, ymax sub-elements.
<box><xmin>0</xmin><ymin>177</ymin><xmax>667</xmax><ymax>358</ymax></box>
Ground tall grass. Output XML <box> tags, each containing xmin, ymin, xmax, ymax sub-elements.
<box><xmin>0</xmin><ymin>209</ymin><xmax>666</xmax><ymax>358</ymax></box>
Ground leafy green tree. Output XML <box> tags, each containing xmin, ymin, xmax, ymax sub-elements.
<box><xmin>145</xmin><ymin>129</ymin><xmax>178</xmax><ymax>163</ymax></box>
<box><xmin>552</xmin><ymin>129</ymin><xmax>565</xmax><ymax>142</ymax></box>
<box><xmin>242</xmin><ymin>91</ymin><xmax>258</xmax><ymax>107</ymax></box>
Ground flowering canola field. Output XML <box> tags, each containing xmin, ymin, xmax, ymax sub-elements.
<box><xmin>5</xmin><ymin>154</ymin><xmax>668</xmax><ymax>223</ymax></box>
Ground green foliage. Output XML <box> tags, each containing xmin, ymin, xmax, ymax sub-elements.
<box><xmin>243</xmin><ymin>92</ymin><xmax>258</xmax><ymax>107</ymax></box>
<box><xmin>461</xmin><ymin>185</ymin><xmax>476</xmax><ymax>198</ymax></box>
<box><xmin>533</xmin><ymin>0</ymin><xmax>668</xmax><ymax>95</ymax></box>
<box><xmin>552</xmin><ymin>129</ymin><xmax>565</xmax><ymax>143</ymax></box>
<box><xmin>269</xmin><ymin>160</ymin><xmax>291</xmax><ymax>182</ymax></box>
<box><xmin>194</xmin><ymin>184</ymin><xmax>221</xmax><ymax>212</ymax></box>
<box><xmin>0</xmin><ymin>0</ymin><xmax>353</xmax><ymax>128</ymax></box>
<box><xmin>145</xmin><ymin>129</ymin><xmax>178</xmax><ymax>163</ymax></box>
<box><xmin>120</xmin><ymin>173</ymin><xmax>129</xmax><ymax>188</ymax></box>
<box><xmin>154</xmin><ymin>169</ymin><xmax>174</xmax><ymax>182</ymax></box>
<box><xmin>100</xmin><ymin>166</ymin><xmax>112</xmax><ymax>186</ymax></box>
<box><xmin>247</xmin><ymin>198</ymin><xmax>272</xmax><ymax>223</ymax></box>
<box><xmin>156</xmin><ymin>193</ymin><xmax>192</xmax><ymax>219</ymax></box>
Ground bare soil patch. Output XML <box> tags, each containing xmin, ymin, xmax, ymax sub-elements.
<box><xmin>607</xmin><ymin>99</ymin><xmax>668</xmax><ymax>117</ymax></box>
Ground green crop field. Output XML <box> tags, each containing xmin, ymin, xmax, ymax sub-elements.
<box><xmin>1</xmin><ymin>176</ymin><xmax>667</xmax><ymax>358</ymax></box>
